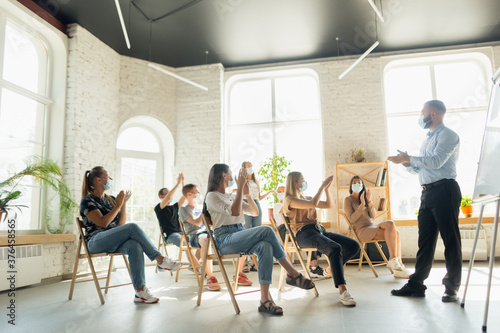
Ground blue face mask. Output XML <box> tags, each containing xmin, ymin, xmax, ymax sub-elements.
<box><xmin>195</xmin><ymin>193</ymin><xmax>202</xmax><ymax>201</ymax></box>
<box><xmin>351</xmin><ymin>183</ymin><xmax>363</xmax><ymax>193</ymax></box>
<box><xmin>104</xmin><ymin>178</ymin><xmax>114</xmax><ymax>191</ymax></box>
<box><xmin>418</xmin><ymin>114</ymin><xmax>432</xmax><ymax>129</ymax></box>
<box><xmin>246</xmin><ymin>167</ymin><xmax>254</xmax><ymax>175</ymax></box>
<box><xmin>227</xmin><ymin>179</ymin><xmax>235</xmax><ymax>188</ymax></box>
<box><xmin>300</xmin><ymin>181</ymin><xmax>308</xmax><ymax>192</ymax></box>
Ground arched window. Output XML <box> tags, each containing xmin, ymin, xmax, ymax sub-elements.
<box><xmin>225</xmin><ymin>68</ymin><xmax>324</xmax><ymax>220</ymax></box>
<box><xmin>0</xmin><ymin>16</ymin><xmax>49</xmax><ymax>231</ymax></box>
<box><xmin>384</xmin><ymin>51</ymin><xmax>492</xmax><ymax>218</ymax></box>
<box><xmin>116</xmin><ymin>116</ymin><xmax>174</xmax><ymax>243</ymax></box>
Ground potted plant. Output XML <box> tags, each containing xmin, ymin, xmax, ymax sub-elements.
<box><xmin>351</xmin><ymin>148</ymin><xmax>366</xmax><ymax>163</ymax></box>
<box><xmin>461</xmin><ymin>195</ymin><xmax>473</xmax><ymax>218</ymax></box>
<box><xmin>256</xmin><ymin>153</ymin><xmax>291</xmax><ymax>216</ymax></box>
<box><xmin>0</xmin><ymin>156</ymin><xmax>78</xmax><ymax>233</ymax></box>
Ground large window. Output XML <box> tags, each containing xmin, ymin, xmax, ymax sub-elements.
<box><xmin>225</xmin><ymin>69</ymin><xmax>324</xmax><ymax>220</ymax></box>
<box><xmin>116</xmin><ymin>126</ymin><xmax>164</xmax><ymax>243</ymax></box>
<box><xmin>0</xmin><ymin>18</ymin><xmax>50</xmax><ymax>231</ymax></box>
<box><xmin>384</xmin><ymin>52</ymin><xmax>492</xmax><ymax>219</ymax></box>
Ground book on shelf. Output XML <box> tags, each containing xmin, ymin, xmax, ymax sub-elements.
<box><xmin>378</xmin><ymin>198</ymin><xmax>386</xmax><ymax>211</ymax></box>
<box><xmin>379</xmin><ymin>168</ymin><xmax>387</xmax><ymax>186</ymax></box>
<box><xmin>375</xmin><ymin>170</ymin><xmax>381</xmax><ymax>186</ymax></box>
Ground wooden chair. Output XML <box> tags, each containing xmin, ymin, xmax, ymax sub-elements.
<box><xmin>278</xmin><ymin>214</ymin><xmax>321</xmax><ymax>296</ymax></box>
<box><xmin>342</xmin><ymin>213</ymin><xmax>393</xmax><ymax>277</ymax></box>
<box><xmin>269</xmin><ymin>214</ymin><xmax>294</xmax><ymax>263</ymax></box>
<box><xmin>68</xmin><ymin>218</ymin><xmax>132</xmax><ymax>304</ymax></box>
<box><xmin>176</xmin><ymin>217</ymin><xmax>201</xmax><ymax>286</ymax></box>
<box><xmin>156</xmin><ymin>232</ymin><xmax>174</xmax><ymax>275</ymax></box>
<box><xmin>197</xmin><ymin>214</ymin><xmax>259</xmax><ymax>314</ymax></box>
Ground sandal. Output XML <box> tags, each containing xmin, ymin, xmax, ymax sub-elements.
<box><xmin>249</xmin><ymin>264</ymin><xmax>258</xmax><ymax>272</ymax></box>
<box><xmin>242</xmin><ymin>264</ymin><xmax>250</xmax><ymax>273</ymax></box>
<box><xmin>258</xmin><ymin>300</ymin><xmax>283</xmax><ymax>315</ymax></box>
<box><xmin>286</xmin><ymin>273</ymin><xmax>315</xmax><ymax>290</ymax></box>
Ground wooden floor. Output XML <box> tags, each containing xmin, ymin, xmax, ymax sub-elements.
<box><xmin>1</xmin><ymin>260</ymin><xmax>499</xmax><ymax>333</ymax></box>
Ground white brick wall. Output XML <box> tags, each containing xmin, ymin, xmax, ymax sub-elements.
<box><xmin>175</xmin><ymin>64</ymin><xmax>224</xmax><ymax>193</ymax></box>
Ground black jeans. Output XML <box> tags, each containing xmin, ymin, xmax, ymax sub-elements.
<box><xmin>278</xmin><ymin>224</ymin><xmax>321</xmax><ymax>261</ymax></box>
<box><xmin>296</xmin><ymin>224</ymin><xmax>360</xmax><ymax>288</ymax></box>
<box><xmin>408</xmin><ymin>179</ymin><xmax>462</xmax><ymax>293</ymax></box>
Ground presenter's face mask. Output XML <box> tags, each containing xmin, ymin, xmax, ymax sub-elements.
<box><xmin>351</xmin><ymin>183</ymin><xmax>363</xmax><ymax>193</ymax></box>
<box><xmin>277</xmin><ymin>192</ymin><xmax>285</xmax><ymax>201</ymax></box>
<box><xmin>418</xmin><ymin>114</ymin><xmax>432</xmax><ymax>129</ymax></box>
<box><xmin>246</xmin><ymin>167</ymin><xmax>254</xmax><ymax>175</ymax></box>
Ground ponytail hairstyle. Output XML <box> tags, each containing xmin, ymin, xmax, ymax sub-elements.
<box><xmin>202</xmin><ymin>163</ymin><xmax>230</xmax><ymax>219</ymax></box>
<box><xmin>349</xmin><ymin>175</ymin><xmax>367</xmax><ymax>207</ymax></box>
<box><xmin>241</xmin><ymin>161</ymin><xmax>260</xmax><ymax>192</ymax></box>
<box><xmin>81</xmin><ymin>166</ymin><xmax>116</xmax><ymax>206</ymax></box>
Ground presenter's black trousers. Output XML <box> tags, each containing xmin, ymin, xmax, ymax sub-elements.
<box><xmin>408</xmin><ymin>179</ymin><xmax>462</xmax><ymax>293</ymax></box>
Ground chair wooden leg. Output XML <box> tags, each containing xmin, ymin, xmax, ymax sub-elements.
<box><xmin>87</xmin><ymin>256</ymin><xmax>105</xmax><ymax>304</ymax></box>
<box><xmin>219</xmin><ymin>255</ymin><xmax>241</xmax><ymax>314</ymax></box>
<box><xmin>233</xmin><ymin>257</ymin><xmax>242</xmax><ymax>293</ymax></box>
<box><xmin>175</xmin><ymin>240</ymin><xmax>184</xmax><ymax>283</ymax></box>
<box><xmin>358</xmin><ymin>245</ymin><xmax>364</xmax><ymax>271</ymax></box>
<box><xmin>362</xmin><ymin>247</ymin><xmax>379</xmax><ymax>278</ymax></box>
<box><xmin>123</xmin><ymin>255</ymin><xmax>132</xmax><ymax>279</ymax></box>
<box><xmin>68</xmin><ymin>240</ymin><xmax>82</xmax><ymax>300</ymax></box>
<box><xmin>376</xmin><ymin>241</ymin><xmax>393</xmax><ymax>274</ymax></box>
<box><xmin>197</xmin><ymin>237</ymin><xmax>211</xmax><ymax>306</ymax></box>
<box><xmin>278</xmin><ymin>266</ymin><xmax>286</xmax><ymax>291</ymax></box>
<box><xmin>104</xmin><ymin>256</ymin><xmax>114</xmax><ymax>294</ymax></box>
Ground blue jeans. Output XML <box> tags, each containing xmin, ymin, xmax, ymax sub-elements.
<box><xmin>87</xmin><ymin>223</ymin><xmax>161</xmax><ymax>290</ymax></box>
<box><xmin>244</xmin><ymin>201</ymin><xmax>262</xmax><ymax>229</ymax></box>
<box><xmin>214</xmin><ymin>224</ymin><xmax>286</xmax><ymax>284</ymax></box>
<box><xmin>165</xmin><ymin>232</ymin><xmax>182</xmax><ymax>247</ymax></box>
<box><xmin>296</xmin><ymin>224</ymin><xmax>360</xmax><ymax>288</ymax></box>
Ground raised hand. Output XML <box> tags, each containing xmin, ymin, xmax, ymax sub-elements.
<box><xmin>322</xmin><ymin>175</ymin><xmax>334</xmax><ymax>189</ymax></box>
<box><xmin>236</xmin><ymin>168</ymin><xmax>247</xmax><ymax>190</ymax></box>
<box><xmin>177</xmin><ymin>173</ymin><xmax>184</xmax><ymax>184</ymax></box>
<box><xmin>115</xmin><ymin>190</ymin><xmax>125</xmax><ymax>207</ymax></box>
<box><xmin>366</xmin><ymin>187</ymin><xmax>372</xmax><ymax>202</ymax></box>
<box><xmin>360</xmin><ymin>191</ymin><xmax>366</xmax><ymax>206</ymax></box>
<box><xmin>123</xmin><ymin>190</ymin><xmax>132</xmax><ymax>204</ymax></box>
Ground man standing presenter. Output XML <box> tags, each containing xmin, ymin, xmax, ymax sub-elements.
<box><xmin>388</xmin><ymin>100</ymin><xmax>462</xmax><ymax>302</ymax></box>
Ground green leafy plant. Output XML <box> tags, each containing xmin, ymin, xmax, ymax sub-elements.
<box><xmin>0</xmin><ymin>156</ymin><xmax>78</xmax><ymax>233</ymax></box>
<box><xmin>461</xmin><ymin>195</ymin><xmax>473</xmax><ymax>207</ymax></box>
<box><xmin>354</xmin><ymin>148</ymin><xmax>365</xmax><ymax>155</ymax></box>
<box><xmin>257</xmin><ymin>153</ymin><xmax>291</xmax><ymax>204</ymax></box>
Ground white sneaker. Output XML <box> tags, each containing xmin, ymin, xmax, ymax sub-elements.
<box><xmin>157</xmin><ymin>256</ymin><xmax>183</xmax><ymax>271</ymax></box>
<box><xmin>134</xmin><ymin>286</ymin><xmax>159</xmax><ymax>303</ymax></box>
<box><xmin>387</xmin><ymin>257</ymin><xmax>403</xmax><ymax>271</ymax></box>
<box><xmin>394</xmin><ymin>269</ymin><xmax>410</xmax><ymax>279</ymax></box>
<box><xmin>339</xmin><ymin>290</ymin><xmax>356</xmax><ymax>306</ymax></box>
<box><xmin>323</xmin><ymin>268</ymin><xmax>332</xmax><ymax>279</ymax></box>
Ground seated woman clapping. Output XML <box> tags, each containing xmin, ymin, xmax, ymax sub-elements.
<box><xmin>80</xmin><ymin>166</ymin><xmax>183</xmax><ymax>304</ymax></box>
<box><xmin>343</xmin><ymin>175</ymin><xmax>410</xmax><ymax>278</ymax></box>
<box><xmin>284</xmin><ymin>172</ymin><xmax>360</xmax><ymax>306</ymax></box>
<box><xmin>203</xmin><ymin>164</ymin><xmax>315</xmax><ymax>315</ymax></box>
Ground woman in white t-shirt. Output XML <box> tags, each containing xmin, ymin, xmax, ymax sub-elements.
<box><xmin>203</xmin><ymin>163</ymin><xmax>314</xmax><ymax>315</ymax></box>
<box><xmin>241</xmin><ymin>161</ymin><xmax>275</xmax><ymax>272</ymax></box>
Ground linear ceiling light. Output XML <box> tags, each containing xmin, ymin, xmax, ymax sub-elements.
<box><xmin>367</xmin><ymin>0</ymin><xmax>385</xmax><ymax>22</ymax></box>
<box><xmin>148</xmin><ymin>63</ymin><xmax>209</xmax><ymax>91</ymax></box>
<box><xmin>338</xmin><ymin>41</ymin><xmax>379</xmax><ymax>80</ymax></box>
<box><xmin>114</xmin><ymin>0</ymin><xmax>131</xmax><ymax>49</ymax></box>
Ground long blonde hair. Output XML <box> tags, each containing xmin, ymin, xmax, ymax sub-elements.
<box><xmin>81</xmin><ymin>166</ymin><xmax>116</xmax><ymax>206</ymax></box>
<box><xmin>242</xmin><ymin>161</ymin><xmax>260</xmax><ymax>192</ymax></box>
<box><xmin>285</xmin><ymin>171</ymin><xmax>302</xmax><ymax>199</ymax></box>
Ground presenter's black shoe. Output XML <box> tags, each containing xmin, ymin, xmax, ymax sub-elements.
<box><xmin>391</xmin><ymin>284</ymin><xmax>425</xmax><ymax>297</ymax></box>
<box><xmin>442</xmin><ymin>288</ymin><xmax>459</xmax><ymax>302</ymax></box>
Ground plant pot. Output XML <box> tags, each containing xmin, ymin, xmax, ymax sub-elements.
<box><xmin>354</xmin><ymin>154</ymin><xmax>365</xmax><ymax>163</ymax></box>
<box><xmin>461</xmin><ymin>206</ymin><xmax>473</xmax><ymax>218</ymax></box>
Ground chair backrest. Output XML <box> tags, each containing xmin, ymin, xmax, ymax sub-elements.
<box><xmin>342</xmin><ymin>213</ymin><xmax>364</xmax><ymax>243</ymax></box>
<box><xmin>75</xmin><ymin>217</ymin><xmax>92</xmax><ymax>255</ymax></box>
<box><xmin>268</xmin><ymin>214</ymin><xmax>279</xmax><ymax>233</ymax></box>
<box><xmin>201</xmin><ymin>213</ymin><xmax>219</xmax><ymax>254</ymax></box>
<box><xmin>280</xmin><ymin>213</ymin><xmax>303</xmax><ymax>250</ymax></box>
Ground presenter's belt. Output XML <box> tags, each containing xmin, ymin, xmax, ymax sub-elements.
<box><xmin>421</xmin><ymin>178</ymin><xmax>454</xmax><ymax>191</ymax></box>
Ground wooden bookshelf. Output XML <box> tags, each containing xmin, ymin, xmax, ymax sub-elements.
<box><xmin>335</xmin><ymin>161</ymin><xmax>391</xmax><ymax>234</ymax></box>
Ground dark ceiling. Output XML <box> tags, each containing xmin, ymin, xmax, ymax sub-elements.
<box><xmin>32</xmin><ymin>0</ymin><xmax>500</xmax><ymax>68</ymax></box>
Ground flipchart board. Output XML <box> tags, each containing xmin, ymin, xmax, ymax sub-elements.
<box><xmin>473</xmin><ymin>68</ymin><xmax>500</xmax><ymax>203</ymax></box>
